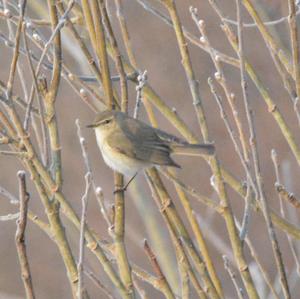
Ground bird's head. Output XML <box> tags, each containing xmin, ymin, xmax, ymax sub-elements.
<box><xmin>86</xmin><ymin>110</ymin><xmax>120</xmax><ymax>137</ymax></box>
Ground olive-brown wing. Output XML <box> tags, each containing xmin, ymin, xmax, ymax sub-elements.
<box><xmin>107</xmin><ymin>118</ymin><xmax>180</xmax><ymax>167</ymax></box>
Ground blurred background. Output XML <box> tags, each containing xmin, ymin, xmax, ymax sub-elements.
<box><xmin>0</xmin><ymin>0</ymin><xmax>300</xmax><ymax>298</ymax></box>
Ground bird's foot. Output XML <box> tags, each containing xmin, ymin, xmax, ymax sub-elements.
<box><xmin>113</xmin><ymin>187</ymin><xmax>127</xmax><ymax>194</ymax></box>
<box><xmin>113</xmin><ymin>172</ymin><xmax>138</xmax><ymax>194</ymax></box>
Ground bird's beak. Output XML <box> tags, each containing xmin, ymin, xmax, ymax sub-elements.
<box><xmin>86</xmin><ymin>123</ymin><xmax>96</xmax><ymax>128</ymax></box>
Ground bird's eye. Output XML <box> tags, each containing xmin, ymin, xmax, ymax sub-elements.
<box><xmin>104</xmin><ymin>119</ymin><xmax>111</xmax><ymax>124</ymax></box>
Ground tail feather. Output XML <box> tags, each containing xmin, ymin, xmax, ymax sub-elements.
<box><xmin>171</xmin><ymin>143</ymin><xmax>215</xmax><ymax>156</ymax></box>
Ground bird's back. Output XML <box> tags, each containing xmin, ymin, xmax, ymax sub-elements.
<box><xmin>111</xmin><ymin>113</ymin><xmax>180</xmax><ymax>167</ymax></box>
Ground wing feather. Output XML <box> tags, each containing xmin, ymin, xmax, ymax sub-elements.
<box><xmin>107</xmin><ymin>117</ymin><xmax>180</xmax><ymax>167</ymax></box>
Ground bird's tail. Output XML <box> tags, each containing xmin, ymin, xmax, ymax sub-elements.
<box><xmin>171</xmin><ymin>143</ymin><xmax>215</xmax><ymax>156</ymax></box>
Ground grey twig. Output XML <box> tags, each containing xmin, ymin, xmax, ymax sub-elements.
<box><xmin>159</xmin><ymin>168</ymin><xmax>219</xmax><ymax>211</ymax></box>
<box><xmin>207</xmin><ymin>77</ymin><xmax>255</xmax><ymax>240</ymax></box>
<box><xmin>268</xmin><ymin>44</ymin><xmax>300</xmax><ymax>127</ymax></box>
<box><xmin>223</xmin><ymin>6</ymin><xmax>300</xmax><ymax>28</ymax></box>
<box><xmin>288</xmin><ymin>0</ymin><xmax>300</xmax><ymax>127</ymax></box>
<box><xmin>5</xmin><ymin>0</ymin><xmax>27</xmax><ymax>100</ymax></box>
<box><xmin>223</xmin><ymin>255</ymin><xmax>245</xmax><ymax>299</ymax></box>
<box><xmin>133</xmin><ymin>70</ymin><xmax>147</xmax><ymax>119</ymax></box>
<box><xmin>0</xmin><ymin>212</ymin><xmax>20</xmax><ymax>221</ymax></box>
<box><xmin>235</xmin><ymin>1</ymin><xmax>290</xmax><ymax>298</ymax></box>
<box><xmin>271</xmin><ymin>150</ymin><xmax>300</xmax><ymax>277</ymax></box>
<box><xmin>22</xmin><ymin>27</ymin><xmax>49</xmax><ymax>165</ymax></box>
<box><xmin>135</xmin><ymin>0</ymin><xmax>239</xmax><ymax>68</ymax></box>
<box><xmin>76</xmin><ymin>119</ymin><xmax>112</xmax><ymax>228</ymax></box>
<box><xmin>34</xmin><ymin>0</ymin><xmax>74</xmax><ymax>80</ymax></box>
<box><xmin>77</xmin><ymin>172</ymin><xmax>92</xmax><ymax>299</ymax></box>
<box><xmin>84</xmin><ymin>268</ymin><xmax>116</xmax><ymax>299</ymax></box>
<box><xmin>0</xmin><ymin>185</ymin><xmax>19</xmax><ymax>204</ymax></box>
<box><xmin>132</xmin><ymin>276</ymin><xmax>149</xmax><ymax>299</ymax></box>
<box><xmin>78</xmin><ymin>72</ymin><xmax>138</xmax><ymax>83</ymax></box>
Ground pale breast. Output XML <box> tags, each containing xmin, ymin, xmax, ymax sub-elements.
<box><xmin>101</xmin><ymin>142</ymin><xmax>149</xmax><ymax>176</ymax></box>
<box><xmin>95</xmin><ymin>129</ymin><xmax>149</xmax><ymax>176</ymax></box>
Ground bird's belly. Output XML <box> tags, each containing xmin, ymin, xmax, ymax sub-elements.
<box><xmin>101</xmin><ymin>142</ymin><xmax>149</xmax><ymax>176</ymax></box>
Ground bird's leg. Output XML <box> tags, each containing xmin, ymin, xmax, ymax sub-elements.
<box><xmin>113</xmin><ymin>173</ymin><xmax>138</xmax><ymax>194</ymax></box>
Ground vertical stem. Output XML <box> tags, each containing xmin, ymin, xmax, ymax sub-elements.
<box><xmin>26</xmin><ymin>160</ymin><xmax>83</xmax><ymax>299</ymax></box>
<box><xmin>113</xmin><ymin>171</ymin><xmax>134</xmax><ymax>298</ymax></box>
<box><xmin>6</xmin><ymin>0</ymin><xmax>27</xmax><ymax>99</ymax></box>
<box><xmin>114</xmin><ymin>0</ymin><xmax>138</xmax><ymax>68</ymax></box>
<box><xmin>288</xmin><ymin>0</ymin><xmax>300</xmax><ymax>101</ymax></box>
<box><xmin>77</xmin><ymin>173</ymin><xmax>91</xmax><ymax>299</ymax></box>
<box><xmin>81</xmin><ymin>0</ymin><xmax>97</xmax><ymax>50</ymax></box>
<box><xmin>146</xmin><ymin>172</ymin><xmax>206</xmax><ymax>299</ymax></box>
<box><xmin>90</xmin><ymin>0</ymin><xmax>114</xmax><ymax>109</ymax></box>
<box><xmin>161</xmin><ymin>1</ymin><xmax>258</xmax><ymax>297</ymax></box>
<box><xmin>99</xmin><ymin>0</ymin><xmax>128</xmax><ymax>111</ymax></box>
<box><xmin>147</xmin><ymin>168</ymin><xmax>219</xmax><ymax>299</ymax></box>
<box><xmin>46</xmin><ymin>0</ymin><xmax>63</xmax><ymax>187</ymax></box>
<box><xmin>16</xmin><ymin>171</ymin><xmax>36</xmax><ymax>299</ymax></box>
<box><xmin>56</xmin><ymin>2</ymin><xmax>103</xmax><ymax>86</ymax></box>
<box><xmin>97</xmin><ymin>2</ymin><xmax>134</xmax><ymax>296</ymax></box>
<box><xmin>236</xmin><ymin>1</ymin><xmax>290</xmax><ymax>298</ymax></box>
<box><xmin>143</xmin><ymin>240</ymin><xmax>175</xmax><ymax>299</ymax></box>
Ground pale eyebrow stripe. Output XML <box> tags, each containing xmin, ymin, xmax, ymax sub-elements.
<box><xmin>97</xmin><ymin>117</ymin><xmax>113</xmax><ymax>125</ymax></box>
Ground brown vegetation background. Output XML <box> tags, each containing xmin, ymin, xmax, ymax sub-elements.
<box><xmin>0</xmin><ymin>0</ymin><xmax>299</xmax><ymax>298</ymax></box>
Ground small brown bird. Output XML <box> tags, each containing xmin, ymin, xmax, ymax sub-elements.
<box><xmin>87</xmin><ymin>110</ymin><xmax>214</xmax><ymax>186</ymax></box>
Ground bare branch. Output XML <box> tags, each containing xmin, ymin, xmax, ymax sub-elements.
<box><xmin>77</xmin><ymin>173</ymin><xmax>92</xmax><ymax>299</ymax></box>
<box><xmin>15</xmin><ymin>171</ymin><xmax>36</xmax><ymax>299</ymax></box>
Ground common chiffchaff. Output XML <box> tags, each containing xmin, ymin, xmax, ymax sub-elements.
<box><xmin>87</xmin><ymin>110</ymin><xmax>214</xmax><ymax>180</ymax></box>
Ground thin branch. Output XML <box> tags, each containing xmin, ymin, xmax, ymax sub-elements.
<box><xmin>134</xmin><ymin>0</ymin><xmax>239</xmax><ymax>68</ymax></box>
<box><xmin>3</xmin><ymin>104</ymin><xmax>128</xmax><ymax>297</ymax></box>
<box><xmin>207</xmin><ymin>77</ymin><xmax>255</xmax><ymax>240</ymax></box>
<box><xmin>242</xmin><ymin>0</ymin><xmax>293</xmax><ymax>77</ymax></box>
<box><xmin>6</xmin><ymin>0</ymin><xmax>27</xmax><ymax>100</ymax></box>
<box><xmin>146</xmin><ymin>168</ymin><xmax>215</xmax><ymax>299</ymax></box>
<box><xmin>191</xmin><ymin>9</ymin><xmax>249</xmax><ymax>167</ymax></box>
<box><xmin>143</xmin><ymin>240</ymin><xmax>174</xmax><ymax>298</ymax></box>
<box><xmin>224</xmin><ymin>7</ymin><xmax>300</xmax><ymax>28</ymax></box>
<box><xmin>133</xmin><ymin>71</ymin><xmax>147</xmax><ymax>119</ymax></box>
<box><xmin>114</xmin><ymin>0</ymin><xmax>137</xmax><ymax>68</ymax></box>
<box><xmin>275</xmin><ymin>183</ymin><xmax>300</xmax><ymax>209</ymax></box>
<box><xmin>84</xmin><ymin>268</ymin><xmax>116</xmax><ymax>299</ymax></box>
<box><xmin>56</xmin><ymin>2</ymin><xmax>102</xmax><ymax>89</ymax></box>
<box><xmin>99</xmin><ymin>0</ymin><xmax>128</xmax><ymax>112</ymax></box>
<box><xmin>114</xmin><ymin>0</ymin><xmax>157</xmax><ymax>124</ymax></box>
<box><xmin>75</xmin><ymin>119</ymin><xmax>112</xmax><ymax>229</ymax></box>
<box><xmin>77</xmin><ymin>173</ymin><xmax>92</xmax><ymax>299</ymax></box>
<box><xmin>209</xmin><ymin>0</ymin><xmax>300</xmax><ymax>167</ymax></box>
<box><xmin>0</xmin><ymin>184</ymin><xmax>51</xmax><ymax>234</ymax></box>
<box><xmin>267</xmin><ymin>42</ymin><xmax>300</xmax><ymax>127</ymax></box>
<box><xmin>0</xmin><ymin>212</ymin><xmax>20</xmax><ymax>221</ymax></box>
<box><xmin>160</xmin><ymin>1</ymin><xmax>257</xmax><ymax>297</ymax></box>
<box><xmin>132</xmin><ymin>277</ymin><xmax>149</xmax><ymax>299</ymax></box>
<box><xmin>22</xmin><ymin>26</ymin><xmax>48</xmax><ymax>165</ymax></box>
<box><xmin>159</xmin><ymin>168</ymin><xmax>219</xmax><ymax>211</ymax></box>
<box><xmin>113</xmin><ymin>168</ymin><xmax>134</xmax><ymax>297</ymax></box>
<box><xmin>288</xmin><ymin>0</ymin><xmax>300</xmax><ymax>112</ymax></box>
<box><xmin>15</xmin><ymin>171</ymin><xmax>36</xmax><ymax>299</ymax></box>
<box><xmin>90</xmin><ymin>0</ymin><xmax>114</xmax><ymax>109</ymax></box>
<box><xmin>146</xmin><ymin>172</ymin><xmax>205</xmax><ymax>299</ymax></box>
<box><xmin>223</xmin><ymin>255</ymin><xmax>245</xmax><ymax>299</ymax></box>
<box><xmin>35</xmin><ymin>0</ymin><xmax>74</xmax><ymax>80</ymax></box>
<box><xmin>235</xmin><ymin>1</ymin><xmax>290</xmax><ymax>298</ymax></box>
<box><xmin>95</xmin><ymin>187</ymin><xmax>113</xmax><ymax>233</ymax></box>
<box><xmin>238</xmin><ymin>223</ymin><xmax>280</xmax><ymax>299</ymax></box>
<box><xmin>272</xmin><ymin>150</ymin><xmax>300</xmax><ymax>277</ymax></box>
<box><xmin>0</xmin><ymin>150</ymin><xmax>29</xmax><ymax>158</ymax></box>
